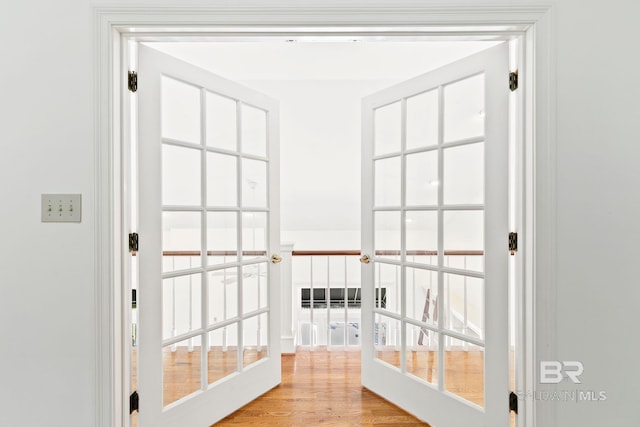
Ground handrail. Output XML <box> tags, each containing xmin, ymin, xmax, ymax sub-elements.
<box><xmin>293</xmin><ymin>250</ymin><xmax>484</xmax><ymax>256</ymax></box>
<box><xmin>154</xmin><ymin>249</ymin><xmax>484</xmax><ymax>256</ymax></box>
<box><xmin>133</xmin><ymin>250</ymin><xmax>267</xmax><ymax>257</ymax></box>
<box><xmin>293</xmin><ymin>250</ymin><xmax>361</xmax><ymax>256</ymax></box>
<box><xmin>161</xmin><ymin>250</ymin><xmax>267</xmax><ymax>257</ymax></box>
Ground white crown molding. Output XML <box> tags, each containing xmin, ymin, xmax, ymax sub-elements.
<box><xmin>94</xmin><ymin>3</ymin><xmax>552</xmax><ymax>27</ymax></box>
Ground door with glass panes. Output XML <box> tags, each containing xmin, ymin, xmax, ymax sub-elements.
<box><xmin>136</xmin><ymin>44</ymin><xmax>281</xmax><ymax>427</ymax></box>
<box><xmin>360</xmin><ymin>42</ymin><xmax>510</xmax><ymax>426</ymax></box>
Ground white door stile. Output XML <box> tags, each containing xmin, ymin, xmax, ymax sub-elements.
<box><xmin>361</xmin><ymin>97</ymin><xmax>375</xmax><ymax>373</ymax></box>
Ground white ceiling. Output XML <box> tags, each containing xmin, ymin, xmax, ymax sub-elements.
<box><xmin>145</xmin><ymin>41</ymin><xmax>501</xmax><ymax>81</ymax></box>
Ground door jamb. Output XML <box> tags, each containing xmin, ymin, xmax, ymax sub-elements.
<box><xmin>94</xmin><ymin>5</ymin><xmax>556</xmax><ymax>427</ymax></box>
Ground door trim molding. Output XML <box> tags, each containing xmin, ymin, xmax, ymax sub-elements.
<box><xmin>94</xmin><ymin>4</ymin><xmax>556</xmax><ymax>426</ymax></box>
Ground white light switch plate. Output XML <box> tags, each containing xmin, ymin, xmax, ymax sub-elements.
<box><xmin>42</xmin><ymin>194</ymin><xmax>82</xmax><ymax>222</ymax></box>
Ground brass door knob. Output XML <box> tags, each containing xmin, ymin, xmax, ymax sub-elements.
<box><xmin>271</xmin><ymin>254</ymin><xmax>282</xmax><ymax>264</ymax></box>
<box><xmin>359</xmin><ymin>254</ymin><xmax>371</xmax><ymax>264</ymax></box>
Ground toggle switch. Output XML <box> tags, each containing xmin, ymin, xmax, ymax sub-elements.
<box><xmin>41</xmin><ymin>194</ymin><xmax>82</xmax><ymax>222</ymax></box>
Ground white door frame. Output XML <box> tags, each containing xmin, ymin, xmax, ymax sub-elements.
<box><xmin>94</xmin><ymin>4</ymin><xmax>557</xmax><ymax>427</ymax></box>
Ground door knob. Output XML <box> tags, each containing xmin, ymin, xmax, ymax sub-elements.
<box><xmin>271</xmin><ymin>254</ymin><xmax>282</xmax><ymax>264</ymax></box>
<box><xmin>359</xmin><ymin>254</ymin><xmax>371</xmax><ymax>264</ymax></box>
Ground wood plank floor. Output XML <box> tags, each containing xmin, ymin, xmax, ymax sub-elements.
<box><xmin>133</xmin><ymin>348</ymin><xmax>514</xmax><ymax>426</ymax></box>
<box><xmin>216</xmin><ymin>350</ymin><xmax>430</xmax><ymax>426</ymax></box>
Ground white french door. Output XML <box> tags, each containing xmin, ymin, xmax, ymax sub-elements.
<box><xmin>361</xmin><ymin>43</ymin><xmax>510</xmax><ymax>426</ymax></box>
<box><xmin>137</xmin><ymin>44</ymin><xmax>281</xmax><ymax>427</ymax></box>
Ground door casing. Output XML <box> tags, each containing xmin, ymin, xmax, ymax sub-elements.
<box><xmin>94</xmin><ymin>4</ymin><xmax>556</xmax><ymax>427</ymax></box>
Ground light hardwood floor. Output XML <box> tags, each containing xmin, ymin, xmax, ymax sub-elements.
<box><xmin>216</xmin><ymin>350</ymin><xmax>430</xmax><ymax>426</ymax></box>
<box><xmin>133</xmin><ymin>348</ymin><xmax>514</xmax><ymax>426</ymax></box>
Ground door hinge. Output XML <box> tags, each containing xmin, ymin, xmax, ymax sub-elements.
<box><xmin>130</xmin><ymin>390</ymin><xmax>139</xmax><ymax>414</ymax></box>
<box><xmin>132</xmin><ymin>289</ymin><xmax>137</xmax><ymax>309</ymax></box>
<box><xmin>129</xmin><ymin>232</ymin><xmax>139</xmax><ymax>253</ymax></box>
<box><xmin>509</xmin><ymin>232</ymin><xmax>518</xmax><ymax>255</ymax></box>
<box><xmin>509</xmin><ymin>70</ymin><xmax>518</xmax><ymax>92</ymax></box>
<box><xmin>128</xmin><ymin>71</ymin><xmax>138</xmax><ymax>93</ymax></box>
<box><xmin>509</xmin><ymin>391</ymin><xmax>518</xmax><ymax>414</ymax></box>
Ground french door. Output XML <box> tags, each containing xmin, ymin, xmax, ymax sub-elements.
<box><xmin>137</xmin><ymin>44</ymin><xmax>281</xmax><ymax>427</ymax></box>
<box><xmin>361</xmin><ymin>43</ymin><xmax>510</xmax><ymax>426</ymax></box>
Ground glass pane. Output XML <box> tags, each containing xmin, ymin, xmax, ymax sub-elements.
<box><xmin>207</xmin><ymin>152</ymin><xmax>237</xmax><ymax>207</ymax></box>
<box><xmin>206</xmin><ymin>91</ymin><xmax>237</xmax><ymax>151</ymax></box>
<box><xmin>162</xmin><ymin>212</ymin><xmax>201</xmax><ymax>273</ymax></box>
<box><xmin>406</xmin><ymin>267</ymin><xmax>437</xmax><ymax>327</ymax></box>
<box><xmin>297</xmin><ymin>313</ymin><xmax>317</xmax><ymax>347</ymax></box>
<box><xmin>406</xmin><ymin>323</ymin><xmax>438</xmax><ymax>384</ymax></box>
<box><xmin>444</xmin><ymin>142</ymin><xmax>484</xmax><ymax>205</ymax></box>
<box><xmin>444</xmin><ymin>341</ymin><xmax>484</xmax><ymax>407</ymax></box>
<box><xmin>162</xmin><ymin>144</ymin><xmax>201</xmax><ymax>206</ymax></box>
<box><xmin>242</xmin><ymin>212</ymin><xmax>267</xmax><ymax>261</ymax></box>
<box><xmin>374</xmin><ymin>313</ymin><xmax>401</xmax><ymax>370</ymax></box>
<box><xmin>374</xmin><ymin>211</ymin><xmax>400</xmax><ymax>261</ymax></box>
<box><xmin>242</xmin><ymin>158</ymin><xmax>267</xmax><ymax>208</ymax></box>
<box><xmin>406</xmin><ymin>211</ymin><xmax>438</xmax><ymax>265</ymax></box>
<box><xmin>329</xmin><ymin>322</ymin><xmax>361</xmax><ymax>346</ymax></box>
<box><xmin>243</xmin><ymin>313</ymin><xmax>269</xmax><ymax>368</ymax></box>
<box><xmin>329</xmin><ymin>321</ymin><xmax>343</xmax><ymax>346</ymax></box>
<box><xmin>443</xmin><ymin>210</ymin><xmax>484</xmax><ymax>272</ymax></box>
<box><xmin>406</xmin><ymin>89</ymin><xmax>438</xmax><ymax>150</ymax></box>
<box><xmin>444</xmin><ymin>273</ymin><xmax>484</xmax><ymax>340</ymax></box>
<box><xmin>309</xmin><ymin>257</ymin><xmax>329</xmax><ymax>303</ymax></box>
<box><xmin>208</xmin><ymin>324</ymin><xmax>239</xmax><ymax>385</ymax></box>
<box><xmin>163</xmin><ymin>338</ymin><xmax>202</xmax><ymax>407</ymax></box>
<box><xmin>374</xmin><ymin>101</ymin><xmax>401</xmax><ymax>155</ymax></box>
<box><xmin>208</xmin><ymin>267</ymin><xmax>238</xmax><ymax>325</ymax></box>
<box><xmin>241</xmin><ymin>104</ymin><xmax>267</xmax><ymax>157</ymax></box>
<box><xmin>444</xmin><ymin>74</ymin><xmax>485</xmax><ymax>143</ymax></box>
<box><xmin>406</xmin><ymin>151</ymin><xmax>438</xmax><ymax>206</ymax></box>
<box><xmin>207</xmin><ymin>212</ymin><xmax>238</xmax><ymax>266</ymax></box>
<box><xmin>161</xmin><ymin>76</ymin><xmax>201</xmax><ymax>144</ymax></box>
<box><xmin>162</xmin><ymin>273</ymin><xmax>202</xmax><ymax>340</ymax></box>
<box><xmin>242</xmin><ymin>263</ymin><xmax>268</xmax><ymax>314</ymax></box>
<box><xmin>375</xmin><ymin>263</ymin><xmax>400</xmax><ymax>315</ymax></box>
<box><xmin>374</xmin><ymin>156</ymin><xmax>401</xmax><ymax>207</ymax></box>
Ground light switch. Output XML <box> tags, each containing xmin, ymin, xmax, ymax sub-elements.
<box><xmin>42</xmin><ymin>194</ymin><xmax>82</xmax><ymax>222</ymax></box>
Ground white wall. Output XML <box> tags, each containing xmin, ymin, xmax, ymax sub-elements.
<box><xmin>553</xmin><ymin>1</ymin><xmax>640</xmax><ymax>425</ymax></box>
<box><xmin>0</xmin><ymin>2</ymin><xmax>96</xmax><ymax>427</ymax></box>
<box><xmin>245</xmin><ymin>79</ymin><xmax>390</xmax><ymax>249</ymax></box>
<box><xmin>1</xmin><ymin>1</ymin><xmax>640</xmax><ymax>427</ymax></box>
